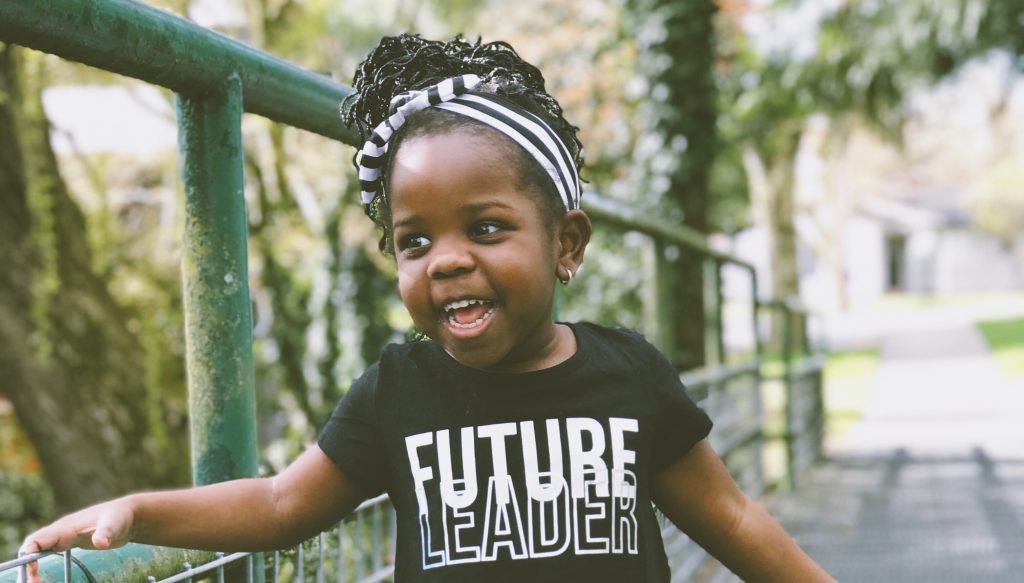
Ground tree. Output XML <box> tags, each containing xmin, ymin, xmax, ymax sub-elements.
<box><xmin>0</xmin><ymin>44</ymin><xmax>191</xmax><ymax>512</ymax></box>
<box><xmin>626</xmin><ymin>0</ymin><xmax>718</xmax><ymax>370</ymax></box>
<box><xmin>718</xmin><ymin>0</ymin><xmax>1024</xmax><ymax>338</ymax></box>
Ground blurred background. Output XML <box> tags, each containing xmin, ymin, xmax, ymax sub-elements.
<box><xmin>1</xmin><ymin>0</ymin><xmax>1022</xmax><ymax>575</ymax></box>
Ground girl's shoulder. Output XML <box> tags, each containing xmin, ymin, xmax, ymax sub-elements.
<box><xmin>568</xmin><ymin>321</ymin><xmax>667</xmax><ymax>372</ymax></box>
<box><xmin>345</xmin><ymin>339</ymin><xmax>434</xmax><ymax>391</ymax></box>
<box><xmin>370</xmin><ymin>337</ymin><xmax>439</xmax><ymax>366</ymax></box>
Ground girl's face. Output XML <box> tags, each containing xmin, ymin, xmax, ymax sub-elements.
<box><xmin>388</xmin><ymin>129</ymin><xmax>581</xmax><ymax>372</ymax></box>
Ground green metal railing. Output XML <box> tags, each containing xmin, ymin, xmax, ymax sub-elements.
<box><xmin>769</xmin><ymin>299</ymin><xmax>826</xmax><ymax>488</ymax></box>
<box><xmin>0</xmin><ymin>0</ymin><xmax>825</xmax><ymax>581</ymax></box>
<box><xmin>2</xmin><ymin>493</ymin><xmax>395</xmax><ymax>582</ymax></box>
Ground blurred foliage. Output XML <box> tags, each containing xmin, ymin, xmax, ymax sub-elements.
<box><xmin>0</xmin><ymin>472</ymin><xmax>54</xmax><ymax>558</ymax></box>
<box><xmin>714</xmin><ymin>0</ymin><xmax>1024</xmax><ymax>311</ymax></box>
<box><xmin>623</xmin><ymin>0</ymin><xmax>717</xmax><ymax>223</ymax></box>
<box><xmin>969</xmin><ymin>159</ymin><xmax>1024</xmax><ymax>246</ymax></box>
<box><xmin>0</xmin><ymin>404</ymin><xmax>54</xmax><ymax>557</ymax></box>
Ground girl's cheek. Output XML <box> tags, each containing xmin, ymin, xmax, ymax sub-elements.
<box><xmin>395</xmin><ymin>268</ymin><xmax>419</xmax><ymax>305</ymax></box>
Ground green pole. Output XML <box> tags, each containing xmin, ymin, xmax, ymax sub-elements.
<box><xmin>781</xmin><ymin>302</ymin><xmax>795</xmax><ymax>490</ymax></box>
<box><xmin>702</xmin><ymin>258</ymin><xmax>724</xmax><ymax>366</ymax></box>
<box><xmin>0</xmin><ymin>0</ymin><xmax>356</xmax><ymax>144</ymax></box>
<box><xmin>644</xmin><ymin>240</ymin><xmax>678</xmax><ymax>366</ymax></box>
<box><xmin>176</xmin><ymin>76</ymin><xmax>258</xmax><ymax>487</ymax></box>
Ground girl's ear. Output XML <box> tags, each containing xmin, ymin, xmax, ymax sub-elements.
<box><xmin>555</xmin><ymin>209</ymin><xmax>592</xmax><ymax>279</ymax></box>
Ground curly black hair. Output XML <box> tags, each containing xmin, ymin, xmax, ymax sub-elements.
<box><xmin>342</xmin><ymin>34</ymin><xmax>584</xmax><ymax>253</ymax></box>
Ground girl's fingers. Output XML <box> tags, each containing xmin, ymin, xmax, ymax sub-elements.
<box><xmin>91</xmin><ymin>515</ymin><xmax>118</xmax><ymax>549</ymax></box>
<box><xmin>16</xmin><ymin>560</ymin><xmax>40</xmax><ymax>583</ymax></box>
<box><xmin>17</xmin><ymin>540</ymin><xmax>45</xmax><ymax>583</ymax></box>
<box><xmin>19</xmin><ymin>528</ymin><xmax>62</xmax><ymax>554</ymax></box>
<box><xmin>22</xmin><ymin>518</ymin><xmax>95</xmax><ymax>554</ymax></box>
<box><xmin>90</xmin><ymin>504</ymin><xmax>132</xmax><ymax>550</ymax></box>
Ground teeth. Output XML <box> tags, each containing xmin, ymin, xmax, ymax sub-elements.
<box><xmin>446</xmin><ymin>305</ymin><xmax>496</xmax><ymax>328</ymax></box>
<box><xmin>443</xmin><ymin>298</ymin><xmax>489</xmax><ymax>313</ymax></box>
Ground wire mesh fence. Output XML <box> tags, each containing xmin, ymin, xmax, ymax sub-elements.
<box><xmin>0</xmin><ymin>494</ymin><xmax>394</xmax><ymax>583</ymax></box>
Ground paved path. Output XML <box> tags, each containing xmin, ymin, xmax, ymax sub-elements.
<box><xmin>769</xmin><ymin>449</ymin><xmax>1024</xmax><ymax>582</ymax></box>
<box><xmin>712</xmin><ymin>302</ymin><xmax>1024</xmax><ymax>582</ymax></box>
<box><xmin>830</xmin><ymin>311</ymin><xmax>1024</xmax><ymax>457</ymax></box>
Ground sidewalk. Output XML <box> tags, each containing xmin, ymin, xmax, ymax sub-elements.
<box><xmin>768</xmin><ymin>302</ymin><xmax>1024</xmax><ymax>582</ymax></box>
<box><xmin>830</xmin><ymin>309</ymin><xmax>1024</xmax><ymax>456</ymax></box>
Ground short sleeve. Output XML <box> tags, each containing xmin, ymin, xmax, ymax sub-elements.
<box><xmin>646</xmin><ymin>347</ymin><xmax>713</xmax><ymax>472</ymax></box>
<box><xmin>317</xmin><ymin>363</ymin><xmax>389</xmax><ymax>498</ymax></box>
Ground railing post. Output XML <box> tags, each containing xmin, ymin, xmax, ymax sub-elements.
<box><xmin>750</xmin><ymin>272</ymin><xmax>763</xmax><ymax>361</ymax></box>
<box><xmin>177</xmin><ymin>75</ymin><xmax>259</xmax><ymax>487</ymax></box>
<box><xmin>702</xmin><ymin>258</ymin><xmax>724</xmax><ymax>366</ymax></box>
<box><xmin>644</xmin><ymin>239</ymin><xmax>678</xmax><ymax>364</ymax></box>
<box><xmin>781</xmin><ymin>302</ymin><xmax>796</xmax><ymax>490</ymax></box>
<box><xmin>177</xmin><ymin>75</ymin><xmax>265</xmax><ymax>583</ymax></box>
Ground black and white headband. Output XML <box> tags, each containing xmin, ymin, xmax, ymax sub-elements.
<box><xmin>355</xmin><ymin>74</ymin><xmax>581</xmax><ymax>212</ymax></box>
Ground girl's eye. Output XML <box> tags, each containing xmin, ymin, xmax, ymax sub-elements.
<box><xmin>399</xmin><ymin>235</ymin><xmax>431</xmax><ymax>253</ymax></box>
<box><xmin>470</xmin><ymin>222</ymin><xmax>502</xmax><ymax>238</ymax></box>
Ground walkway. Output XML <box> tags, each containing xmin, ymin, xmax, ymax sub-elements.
<box><xmin>779</xmin><ymin>304</ymin><xmax>1024</xmax><ymax>582</ymax></box>
<box><xmin>715</xmin><ymin>299</ymin><xmax>1024</xmax><ymax>582</ymax></box>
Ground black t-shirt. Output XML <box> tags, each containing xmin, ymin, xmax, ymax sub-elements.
<box><xmin>318</xmin><ymin>322</ymin><xmax>712</xmax><ymax>582</ymax></box>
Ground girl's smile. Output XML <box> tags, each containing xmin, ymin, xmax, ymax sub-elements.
<box><xmin>388</xmin><ymin>128</ymin><xmax>588</xmax><ymax>372</ymax></box>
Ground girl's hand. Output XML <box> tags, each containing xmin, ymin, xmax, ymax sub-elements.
<box><xmin>18</xmin><ymin>500</ymin><xmax>134</xmax><ymax>582</ymax></box>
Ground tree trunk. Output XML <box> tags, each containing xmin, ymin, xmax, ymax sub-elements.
<box><xmin>0</xmin><ymin>44</ymin><xmax>188</xmax><ymax>513</ymax></box>
<box><xmin>749</xmin><ymin>129</ymin><xmax>803</xmax><ymax>353</ymax></box>
<box><xmin>629</xmin><ymin>0</ymin><xmax>717</xmax><ymax>370</ymax></box>
<box><xmin>766</xmin><ymin>145</ymin><xmax>800</xmax><ymax>305</ymax></box>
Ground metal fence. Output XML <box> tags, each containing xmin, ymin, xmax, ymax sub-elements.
<box><xmin>1</xmin><ymin>495</ymin><xmax>395</xmax><ymax>583</ymax></box>
<box><xmin>0</xmin><ymin>0</ymin><xmax>825</xmax><ymax>581</ymax></box>
<box><xmin>763</xmin><ymin>300</ymin><xmax>827</xmax><ymax>489</ymax></box>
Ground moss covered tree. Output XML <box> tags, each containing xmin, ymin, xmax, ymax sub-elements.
<box><xmin>626</xmin><ymin>0</ymin><xmax>718</xmax><ymax>370</ymax></box>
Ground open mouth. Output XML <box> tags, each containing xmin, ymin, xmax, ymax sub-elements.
<box><xmin>443</xmin><ymin>298</ymin><xmax>496</xmax><ymax>329</ymax></box>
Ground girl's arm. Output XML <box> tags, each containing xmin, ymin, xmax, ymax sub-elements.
<box><xmin>652</xmin><ymin>439</ymin><xmax>835</xmax><ymax>583</ymax></box>
<box><xmin>20</xmin><ymin>445</ymin><xmax>361</xmax><ymax>555</ymax></box>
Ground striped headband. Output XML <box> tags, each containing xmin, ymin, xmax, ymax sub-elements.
<box><xmin>354</xmin><ymin>74</ymin><xmax>581</xmax><ymax>212</ymax></box>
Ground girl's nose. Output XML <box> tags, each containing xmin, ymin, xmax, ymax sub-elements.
<box><xmin>426</xmin><ymin>239</ymin><xmax>475</xmax><ymax>279</ymax></box>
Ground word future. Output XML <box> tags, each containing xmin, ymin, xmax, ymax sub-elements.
<box><xmin>405</xmin><ymin>417</ymin><xmax>640</xmax><ymax>569</ymax></box>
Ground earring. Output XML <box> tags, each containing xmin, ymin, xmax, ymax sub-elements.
<box><xmin>559</xmin><ymin>266</ymin><xmax>575</xmax><ymax>285</ymax></box>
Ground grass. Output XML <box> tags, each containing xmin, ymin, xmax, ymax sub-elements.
<box><xmin>823</xmin><ymin>348</ymin><xmax>880</xmax><ymax>438</ymax></box>
<box><xmin>874</xmin><ymin>291</ymin><xmax>1024</xmax><ymax>311</ymax></box>
<box><xmin>976</xmin><ymin>315</ymin><xmax>1024</xmax><ymax>379</ymax></box>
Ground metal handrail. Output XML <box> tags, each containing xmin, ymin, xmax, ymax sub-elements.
<box><xmin>0</xmin><ymin>494</ymin><xmax>395</xmax><ymax>583</ymax></box>
<box><xmin>0</xmin><ymin>0</ymin><xmax>355</xmax><ymax>143</ymax></box>
<box><xmin>583</xmin><ymin>193</ymin><xmax>756</xmax><ymax>271</ymax></box>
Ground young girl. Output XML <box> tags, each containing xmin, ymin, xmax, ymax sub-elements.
<box><xmin>21</xmin><ymin>35</ymin><xmax>833</xmax><ymax>582</ymax></box>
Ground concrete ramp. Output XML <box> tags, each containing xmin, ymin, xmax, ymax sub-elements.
<box><xmin>712</xmin><ymin>305</ymin><xmax>1024</xmax><ymax>582</ymax></box>
<box><xmin>777</xmin><ymin>312</ymin><xmax>1024</xmax><ymax>582</ymax></box>
<box><xmin>772</xmin><ymin>449</ymin><xmax>1024</xmax><ymax>582</ymax></box>
<box><xmin>832</xmin><ymin>319</ymin><xmax>1024</xmax><ymax>457</ymax></box>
